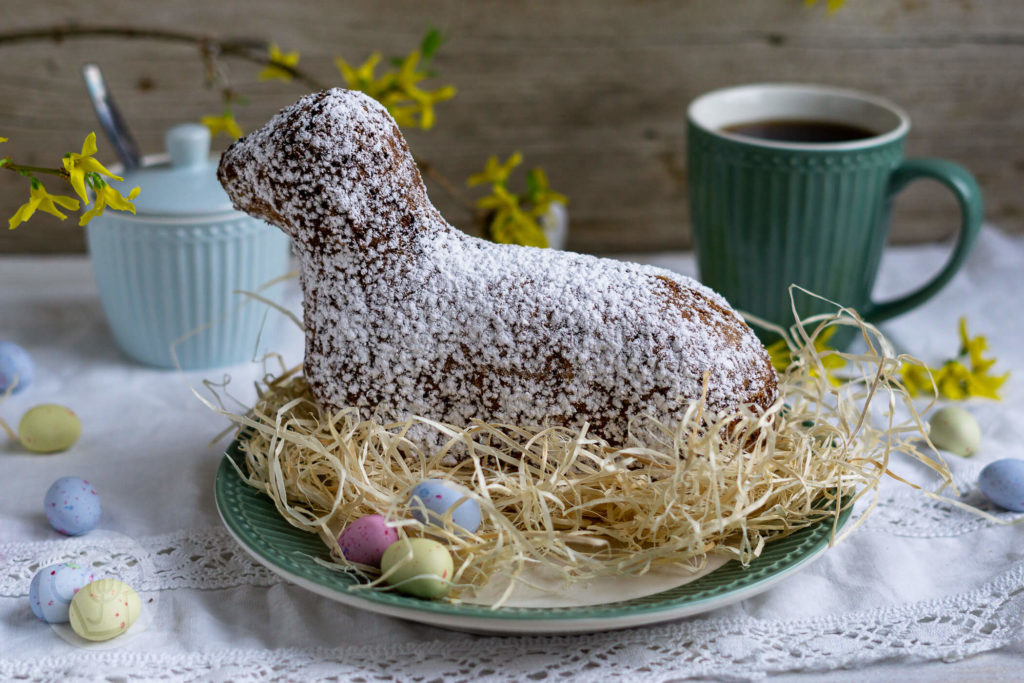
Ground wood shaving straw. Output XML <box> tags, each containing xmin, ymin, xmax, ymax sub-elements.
<box><xmin>208</xmin><ymin>291</ymin><xmax>952</xmax><ymax>607</ymax></box>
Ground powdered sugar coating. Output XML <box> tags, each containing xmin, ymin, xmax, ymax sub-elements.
<box><xmin>218</xmin><ymin>89</ymin><xmax>777</xmax><ymax>444</ymax></box>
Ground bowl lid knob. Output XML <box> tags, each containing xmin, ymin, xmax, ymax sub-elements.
<box><xmin>166</xmin><ymin>124</ymin><xmax>211</xmax><ymax>169</ymax></box>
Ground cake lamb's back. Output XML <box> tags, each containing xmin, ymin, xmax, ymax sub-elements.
<box><xmin>217</xmin><ymin>88</ymin><xmax>778</xmax><ymax>445</ymax></box>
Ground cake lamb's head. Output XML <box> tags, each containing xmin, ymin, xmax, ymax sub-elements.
<box><xmin>217</xmin><ymin>88</ymin><xmax>428</xmax><ymax>243</ymax></box>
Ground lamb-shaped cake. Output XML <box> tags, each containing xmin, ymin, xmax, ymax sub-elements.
<box><xmin>218</xmin><ymin>89</ymin><xmax>778</xmax><ymax>445</ymax></box>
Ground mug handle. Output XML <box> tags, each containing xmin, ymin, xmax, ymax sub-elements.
<box><xmin>864</xmin><ymin>158</ymin><xmax>983</xmax><ymax>324</ymax></box>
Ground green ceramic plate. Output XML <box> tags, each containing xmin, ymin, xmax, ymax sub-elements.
<box><xmin>215</xmin><ymin>436</ymin><xmax>853</xmax><ymax>634</ymax></box>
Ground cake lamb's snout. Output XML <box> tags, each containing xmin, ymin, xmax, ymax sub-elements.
<box><xmin>217</xmin><ymin>133</ymin><xmax>280</xmax><ymax>228</ymax></box>
<box><xmin>216</xmin><ymin>88</ymin><xmax>779</xmax><ymax>448</ymax></box>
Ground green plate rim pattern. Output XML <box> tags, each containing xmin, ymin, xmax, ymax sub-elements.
<box><xmin>215</xmin><ymin>434</ymin><xmax>852</xmax><ymax>621</ymax></box>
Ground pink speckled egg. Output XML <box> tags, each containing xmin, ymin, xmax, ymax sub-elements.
<box><xmin>338</xmin><ymin>514</ymin><xmax>398</xmax><ymax>567</ymax></box>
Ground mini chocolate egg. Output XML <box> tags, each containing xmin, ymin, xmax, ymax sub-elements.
<box><xmin>44</xmin><ymin>476</ymin><xmax>101</xmax><ymax>535</ymax></box>
<box><xmin>29</xmin><ymin>562</ymin><xmax>96</xmax><ymax>623</ymax></box>
<box><xmin>979</xmin><ymin>459</ymin><xmax>1024</xmax><ymax>512</ymax></box>
<box><xmin>409</xmin><ymin>479</ymin><xmax>482</xmax><ymax>534</ymax></box>
<box><xmin>928</xmin><ymin>406</ymin><xmax>981</xmax><ymax>457</ymax></box>
<box><xmin>338</xmin><ymin>514</ymin><xmax>399</xmax><ymax>567</ymax></box>
<box><xmin>19</xmin><ymin>404</ymin><xmax>82</xmax><ymax>453</ymax></box>
<box><xmin>0</xmin><ymin>341</ymin><xmax>33</xmax><ymax>394</ymax></box>
<box><xmin>69</xmin><ymin>578</ymin><xmax>141</xmax><ymax>641</ymax></box>
<box><xmin>380</xmin><ymin>538</ymin><xmax>454</xmax><ymax>599</ymax></box>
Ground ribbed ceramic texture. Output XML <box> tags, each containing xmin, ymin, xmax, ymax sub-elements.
<box><xmin>86</xmin><ymin>216</ymin><xmax>291</xmax><ymax>369</ymax></box>
<box><xmin>687</xmin><ymin>124</ymin><xmax>904</xmax><ymax>343</ymax></box>
<box><xmin>215</xmin><ymin>435</ymin><xmax>852</xmax><ymax>622</ymax></box>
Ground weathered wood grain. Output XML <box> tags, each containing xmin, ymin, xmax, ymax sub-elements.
<box><xmin>1</xmin><ymin>0</ymin><xmax>1022</xmax><ymax>254</ymax></box>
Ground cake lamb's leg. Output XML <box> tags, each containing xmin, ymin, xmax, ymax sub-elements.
<box><xmin>218</xmin><ymin>88</ymin><xmax>778</xmax><ymax>448</ymax></box>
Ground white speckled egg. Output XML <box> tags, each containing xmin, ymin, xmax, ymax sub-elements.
<box><xmin>29</xmin><ymin>562</ymin><xmax>96</xmax><ymax>623</ymax></box>
<box><xmin>69</xmin><ymin>579</ymin><xmax>141</xmax><ymax>641</ymax></box>
<box><xmin>19</xmin><ymin>404</ymin><xmax>82</xmax><ymax>453</ymax></box>
<box><xmin>0</xmin><ymin>341</ymin><xmax>34</xmax><ymax>394</ymax></box>
<box><xmin>338</xmin><ymin>514</ymin><xmax>399</xmax><ymax>567</ymax></box>
<box><xmin>44</xmin><ymin>476</ymin><xmax>101</xmax><ymax>536</ymax></box>
<box><xmin>380</xmin><ymin>538</ymin><xmax>454</xmax><ymax>599</ymax></box>
<box><xmin>979</xmin><ymin>459</ymin><xmax>1024</xmax><ymax>513</ymax></box>
<box><xmin>928</xmin><ymin>406</ymin><xmax>981</xmax><ymax>457</ymax></box>
<box><xmin>409</xmin><ymin>479</ymin><xmax>482</xmax><ymax>534</ymax></box>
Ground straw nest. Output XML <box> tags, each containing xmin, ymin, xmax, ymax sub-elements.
<box><xmin>210</xmin><ymin>303</ymin><xmax>950</xmax><ymax>605</ymax></box>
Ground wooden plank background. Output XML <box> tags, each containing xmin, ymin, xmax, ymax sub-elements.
<box><xmin>1</xmin><ymin>0</ymin><xmax>1022</xmax><ymax>254</ymax></box>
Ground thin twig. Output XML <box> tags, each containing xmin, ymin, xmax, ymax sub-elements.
<box><xmin>0</xmin><ymin>161</ymin><xmax>67</xmax><ymax>178</ymax></box>
<box><xmin>417</xmin><ymin>160</ymin><xmax>480</xmax><ymax>216</ymax></box>
<box><xmin>0</xmin><ymin>25</ymin><xmax>328</xmax><ymax>90</ymax></box>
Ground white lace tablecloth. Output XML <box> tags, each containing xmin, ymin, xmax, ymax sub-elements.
<box><xmin>2</xmin><ymin>227</ymin><xmax>1023</xmax><ymax>682</ymax></box>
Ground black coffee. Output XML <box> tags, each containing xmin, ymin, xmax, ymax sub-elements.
<box><xmin>721</xmin><ymin>119</ymin><xmax>877</xmax><ymax>143</ymax></box>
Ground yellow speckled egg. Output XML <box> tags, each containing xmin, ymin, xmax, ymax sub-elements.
<box><xmin>69</xmin><ymin>579</ymin><xmax>141</xmax><ymax>641</ymax></box>
<box><xmin>18</xmin><ymin>404</ymin><xmax>82</xmax><ymax>454</ymax></box>
<box><xmin>380</xmin><ymin>538</ymin><xmax>454</xmax><ymax>599</ymax></box>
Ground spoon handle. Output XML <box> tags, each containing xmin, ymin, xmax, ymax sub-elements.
<box><xmin>81</xmin><ymin>63</ymin><xmax>142</xmax><ymax>171</ymax></box>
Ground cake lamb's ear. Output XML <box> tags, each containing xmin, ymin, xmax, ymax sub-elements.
<box><xmin>217</xmin><ymin>88</ymin><xmax>430</xmax><ymax>241</ymax></box>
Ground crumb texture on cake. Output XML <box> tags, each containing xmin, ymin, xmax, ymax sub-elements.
<box><xmin>218</xmin><ymin>89</ymin><xmax>778</xmax><ymax>443</ymax></box>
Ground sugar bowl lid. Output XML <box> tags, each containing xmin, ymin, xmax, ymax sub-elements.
<box><xmin>120</xmin><ymin>124</ymin><xmax>234</xmax><ymax>217</ymax></box>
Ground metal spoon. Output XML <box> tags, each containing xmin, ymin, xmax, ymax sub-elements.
<box><xmin>82</xmin><ymin>63</ymin><xmax>142</xmax><ymax>170</ymax></box>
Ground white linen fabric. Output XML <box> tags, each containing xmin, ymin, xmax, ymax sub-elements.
<box><xmin>1</xmin><ymin>227</ymin><xmax>1022</xmax><ymax>682</ymax></box>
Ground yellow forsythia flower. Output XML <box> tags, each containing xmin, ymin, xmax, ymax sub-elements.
<box><xmin>469</xmin><ymin>154</ymin><xmax>565</xmax><ymax>249</ymax></box>
<box><xmin>475</xmin><ymin>183</ymin><xmax>519</xmax><ymax>212</ymax></box>
<box><xmin>393</xmin><ymin>51</ymin><xmax>427</xmax><ymax>91</ymax></box>
<box><xmin>259</xmin><ymin>43</ymin><xmax>300</xmax><ymax>82</ymax></box>
<box><xmin>403</xmin><ymin>84</ymin><xmax>455</xmax><ymax>130</ymax></box>
<box><xmin>477</xmin><ymin>184</ymin><xmax>549</xmax><ymax>248</ymax></box>
<box><xmin>336</xmin><ymin>42</ymin><xmax>455</xmax><ymax>130</ymax></box>
<box><xmin>78</xmin><ymin>180</ymin><xmax>141</xmax><ymax>226</ymax></box>
<box><xmin>900</xmin><ymin>317</ymin><xmax>1009</xmax><ymax>400</ymax></box>
<box><xmin>767</xmin><ymin>339</ymin><xmax>794</xmax><ymax>373</ymax></box>
<box><xmin>900</xmin><ymin>363</ymin><xmax>934</xmax><ymax>398</ymax></box>
<box><xmin>524</xmin><ymin>167</ymin><xmax>568</xmax><ymax>217</ymax></box>
<box><xmin>766</xmin><ymin>327</ymin><xmax>847</xmax><ymax>385</ymax></box>
<box><xmin>385</xmin><ymin>104</ymin><xmax>420</xmax><ymax>129</ymax></box>
<box><xmin>489</xmin><ymin>207</ymin><xmax>548</xmax><ymax>248</ymax></box>
<box><xmin>63</xmin><ymin>132</ymin><xmax>123</xmax><ymax>205</ymax></box>
<box><xmin>467</xmin><ymin>153</ymin><xmax>523</xmax><ymax>188</ymax></box>
<box><xmin>959</xmin><ymin>317</ymin><xmax>993</xmax><ymax>373</ymax></box>
<box><xmin>9</xmin><ymin>180</ymin><xmax>80</xmax><ymax>230</ymax></box>
<box><xmin>805</xmin><ymin>0</ymin><xmax>847</xmax><ymax>11</ymax></box>
<box><xmin>336</xmin><ymin>52</ymin><xmax>385</xmax><ymax>95</ymax></box>
<box><xmin>202</xmin><ymin>112</ymin><xmax>244</xmax><ymax>140</ymax></box>
<box><xmin>956</xmin><ymin>317</ymin><xmax>1009</xmax><ymax>398</ymax></box>
<box><xmin>384</xmin><ymin>51</ymin><xmax>456</xmax><ymax>130</ymax></box>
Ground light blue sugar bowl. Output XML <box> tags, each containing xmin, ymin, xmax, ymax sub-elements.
<box><xmin>86</xmin><ymin>123</ymin><xmax>291</xmax><ymax>369</ymax></box>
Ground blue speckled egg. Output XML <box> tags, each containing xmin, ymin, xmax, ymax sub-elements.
<box><xmin>409</xmin><ymin>479</ymin><xmax>482</xmax><ymax>534</ymax></box>
<box><xmin>44</xmin><ymin>477</ymin><xmax>102</xmax><ymax>535</ymax></box>
<box><xmin>29</xmin><ymin>562</ymin><xmax>96</xmax><ymax>623</ymax></box>
<box><xmin>0</xmin><ymin>341</ymin><xmax>33</xmax><ymax>394</ymax></box>
<box><xmin>979</xmin><ymin>459</ymin><xmax>1024</xmax><ymax>513</ymax></box>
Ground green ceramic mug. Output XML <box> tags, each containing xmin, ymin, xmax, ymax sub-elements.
<box><xmin>687</xmin><ymin>83</ymin><xmax>983</xmax><ymax>343</ymax></box>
